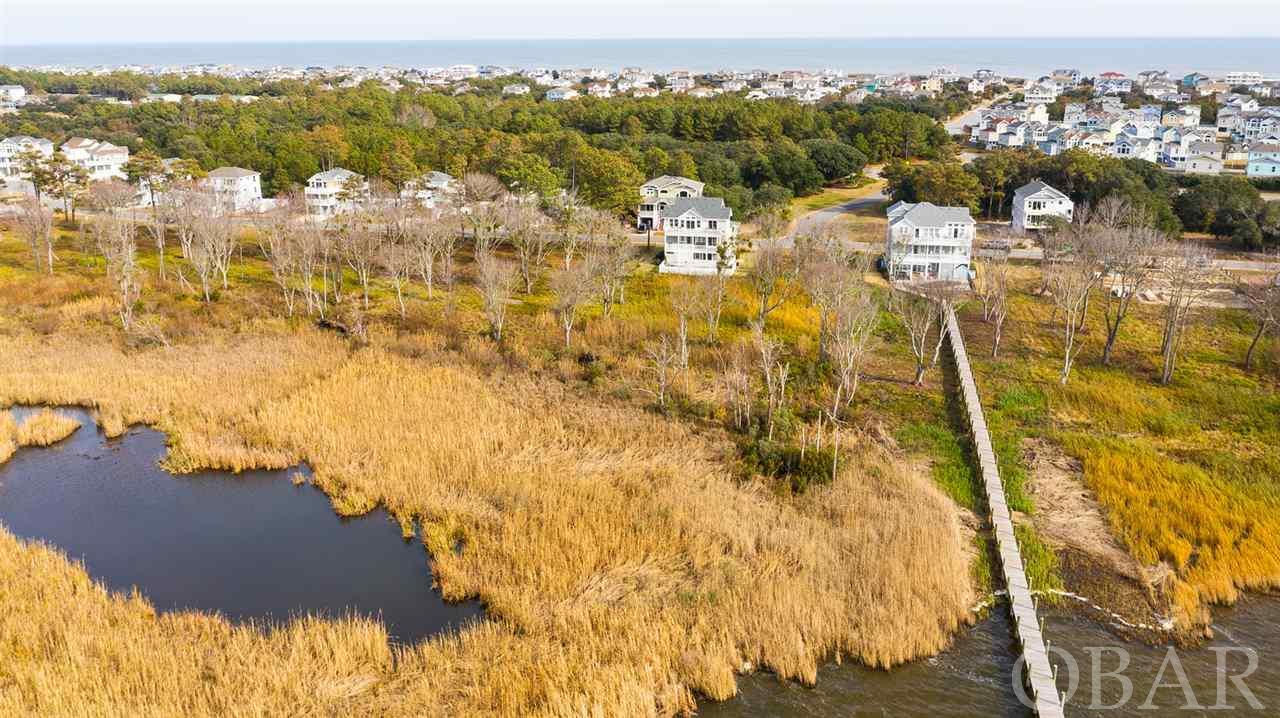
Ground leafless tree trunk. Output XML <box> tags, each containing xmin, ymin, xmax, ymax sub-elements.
<box><xmin>753</xmin><ymin>322</ymin><xmax>790</xmax><ymax>441</ymax></box>
<box><xmin>90</xmin><ymin>214</ymin><xmax>141</xmax><ymax>329</ymax></box>
<box><xmin>889</xmin><ymin>287</ymin><xmax>938</xmax><ymax>385</ymax></box>
<box><xmin>585</xmin><ymin>225</ymin><xmax>633</xmax><ymax>316</ymax></box>
<box><xmin>338</xmin><ymin>213</ymin><xmax>383</xmax><ymax>309</ymax></box>
<box><xmin>747</xmin><ymin>222</ymin><xmax>798</xmax><ymax>324</ymax></box>
<box><xmin>551</xmin><ymin>262</ymin><xmax>595</xmax><ymax>348</ymax></box>
<box><xmin>255</xmin><ymin>203</ymin><xmax>301</xmax><ymax>316</ymax></box>
<box><xmin>17</xmin><ymin>196</ymin><xmax>54</xmax><ymax>273</ymax></box>
<box><xmin>989</xmin><ymin>256</ymin><xmax>1011</xmax><ymax>358</ymax></box>
<box><xmin>642</xmin><ymin>335</ymin><xmax>680</xmax><ymax>410</ymax></box>
<box><xmin>506</xmin><ymin>203</ymin><xmax>552</xmax><ymax>293</ymax></box>
<box><xmin>719</xmin><ymin>343</ymin><xmax>754</xmax><ymax>433</ymax></box>
<box><xmin>697</xmin><ymin>271</ymin><xmax>730</xmax><ymax>343</ymax></box>
<box><xmin>1158</xmin><ymin>244</ymin><xmax>1214</xmax><ymax>385</ymax></box>
<box><xmin>1238</xmin><ymin>253</ymin><xmax>1280</xmax><ymax>370</ymax></box>
<box><xmin>1098</xmin><ymin>223</ymin><xmax>1165</xmax><ymax>365</ymax></box>
<box><xmin>477</xmin><ymin>252</ymin><xmax>517</xmax><ymax>342</ymax></box>
<box><xmin>668</xmin><ymin>277</ymin><xmax>700</xmax><ymax>369</ymax></box>
<box><xmin>1042</xmin><ymin>219</ymin><xmax>1104</xmax><ymax>385</ymax></box>
<box><xmin>825</xmin><ymin>290</ymin><xmax>879</xmax><ymax>421</ymax></box>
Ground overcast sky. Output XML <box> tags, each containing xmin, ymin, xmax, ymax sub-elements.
<box><xmin>2</xmin><ymin>0</ymin><xmax>1279</xmax><ymax>45</ymax></box>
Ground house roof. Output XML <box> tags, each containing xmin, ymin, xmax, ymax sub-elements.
<box><xmin>310</xmin><ymin>167</ymin><xmax>362</xmax><ymax>183</ymax></box>
<box><xmin>208</xmin><ymin>166</ymin><xmax>258</xmax><ymax>179</ymax></box>
<box><xmin>660</xmin><ymin>197</ymin><xmax>731</xmax><ymax>220</ymax></box>
<box><xmin>886</xmin><ymin>201</ymin><xmax>975</xmax><ymax>227</ymax></box>
<box><xmin>642</xmin><ymin>175</ymin><xmax>706</xmax><ymax>193</ymax></box>
<box><xmin>1013</xmin><ymin>180</ymin><xmax>1069</xmax><ymax>202</ymax></box>
<box><xmin>1249</xmin><ymin>143</ymin><xmax>1280</xmax><ymax>154</ymax></box>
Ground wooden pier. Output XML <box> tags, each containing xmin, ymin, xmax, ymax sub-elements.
<box><xmin>944</xmin><ymin>306</ymin><xmax>1066</xmax><ymax>718</ymax></box>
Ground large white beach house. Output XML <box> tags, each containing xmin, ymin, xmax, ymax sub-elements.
<box><xmin>206</xmin><ymin>166</ymin><xmax>263</xmax><ymax>212</ymax></box>
<box><xmin>885</xmin><ymin>201</ymin><xmax>976</xmax><ymax>282</ymax></box>
<box><xmin>637</xmin><ymin>175</ymin><xmax>705</xmax><ymax>230</ymax></box>
<box><xmin>658</xmin><ymin>197</ymin><xmax>738</xmax><ymax>276</ymax></box>
<box><xmin>304</xmin><ymin>167</ymin><xmax>367</xmax><ymax>216</ymax></box>
<box><xmin>60</xmin><ymin>137</ymin><xmax>129</xmax><ymax>181</ymax></box>
<box><xmin>1011</xmin><ymin>180</ymin><xmax>1074</xmax><ymax>232</ymax></box>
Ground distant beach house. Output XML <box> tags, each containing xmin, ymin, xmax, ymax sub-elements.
<box><xmin>400</xmin><ymin>170</ymin><xmax>457</xmax><ymax>208</ymax></box>
<box><xmin>658</xmin><ymin>197</ymin><xmax>738</xmax><ymax>276</ymax></box>
<box><xmin>1011</xmin><ymin>180</ymin><xmax>1073</xmax><ymax>232</ymax></box>
<box><xmin>502</xmin><ymin>83</ymin><xmax>530</xmax><ymax>96</ymax></box>
<box><xmin>206</xmin><ymin>167</ymin><xmax>263</xmax><ymax>212</ymax></box>
<box><xmin>637</xmin><ymin>175</ymin><xmax>705</xmax><ymax>231</ymax></box>
<box><xmin>1247</xmin><ymin>143</ymin><xmax>1280</xmax><ymax>178</ymax></box>
<box><xmin>60</xmin><ymin>137</ymin><xmax>129</xmax><ymax>181</ymax></box>
<box><xmin>304</xmin><ymin>167</ymin><xmax>366</xmax><ymax>216</ymax></box>
<box><xmin>0</xmin><ymin>135</ymin><xmax>54</xmax><ymax>184</ymax></box>
<box><xmin>884</xmin><ymin>201</ymin><xmax>975</xmax><ymax>282</ymax></box>
<box><xmin>545</xmin><ymin>87</ymin><xmax>579</xmax><ymax>102</ymax></box>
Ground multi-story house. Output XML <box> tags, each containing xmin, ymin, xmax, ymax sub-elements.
<box><xmin>636</xmin><ymin>175</ymin><xmax>704</xmax><ymax>230</ymax></box>
<box><xmin>1225</xmin><ymin>71</ymin><xmax>1264</xmax><ymax>86</ymax></box>
<box><xmin>1051</xmin><ymin>68</ymin><xmax>1081</xmax><ymax>88</ymax></box>
<box><xmin>658</xmin><ymin>197</ymin><xmax>738</xmax><ymax>276</ymax></box>
<box><xmin>502</xmin><ymin>83</ymin><xmax>530</xmax><ymax>96</ymax></box>
<box><xmin>0</xmin><ymin>135</ymin><xmax>54</xmax><ymax>183</ymax></box>
<box><xmin>205</xmin><ymin>167</ymin><xmax>263</xmax><ymax>212</ymax></box>
<box><xmin>1185</xmin><ymin>150</ymin><xmax>1224</xmax><ymax>175</ymax></box>
<box><xmin>1161</xmin><ymin>105</ymin><xmax>1201</xmax><ymax>128</ymax></box>
<box><xmin>1247</xmin><ymin>143</ymin><xmax>1280</xmax><ymax>178</ymax></box>
<box><xmin>60</xmin><ymin>137</ymin><xmax>129</xmax><ymax>181</ymax></box>
<box><xmin>1023</xmin><ymin>83</ymin><xmax>1059</xmax><ymax>104</ymax></box>
<box><xmin>304</xmin><ymin>167</ymin><xmax>366</xmax><ymax>216</ymax></box>
<box><xmin>400</xmin><ymin>170</ymin><xmax>457</xmax><ymax>208</ymax></box>
<box><xmin>0</xmin><ymin>85</ymin><xmax>27</xmax><ymax>103</ymax></box>
<box><xmin>545</xmin><ymin>87</ymin><xmax>579</xmax><ymax>102</ymax></box>
<box><xmin>1012</xmin><ymin>180</ymin><xmax>1073</xmax><ymax>232</ymax></box>
<box><xmin>884</xmin><ymin>201</ymin><xmax>976</xmax><ymax>282</ymax></box>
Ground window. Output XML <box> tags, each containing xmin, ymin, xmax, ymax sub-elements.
<box><xmin>708</xmin><ymin>220</ymin><xmax>718</xmax><ymax>229</ymax></box>
<box><xmin>695</xmin><ymin>237</ymin><xmax>706</xmax><ymax>246</ymax></box>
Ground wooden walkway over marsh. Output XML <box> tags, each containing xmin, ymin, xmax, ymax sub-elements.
<box><xmin>944</xmin><ymin>306</ymin><xmax>1066</xmax><ymax>718</ymax></box>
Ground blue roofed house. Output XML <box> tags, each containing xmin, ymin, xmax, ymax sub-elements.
<box><xmin>884</xmin><ymin>201</ymin><xmax>976</xmax><ymax>283</ymax></box>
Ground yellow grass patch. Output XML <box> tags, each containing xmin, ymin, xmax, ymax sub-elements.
<box><xmin>14</xmin><ymin>408</ymin><xmax>81</xmax><ymax>447</ymax></box>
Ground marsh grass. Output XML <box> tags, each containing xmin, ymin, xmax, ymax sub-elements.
<box><xmin>14</xmin><ymin>407</ymin><xmax>81</xmax><ymax>447</ymax></box>
<box><xmin>0</xmin><ymin>230</ymin><xmax>980</xmax><ymax>715</ymax></box>
<box><xmin>963</xmin><ymin>267</ymin><xmax>1280</xmax><ymax>629</ymax></box>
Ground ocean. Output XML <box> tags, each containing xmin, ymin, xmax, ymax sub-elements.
<box><xmin>2</xmin><ymin>38</ymin><xmax>1279</xmax><ymax>78</ymax></box>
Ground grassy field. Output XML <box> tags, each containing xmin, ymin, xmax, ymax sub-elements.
<box><xmin>959</xmin><ymin>265</ymin><xmax>1280</xmax><ymax>630</ymax></box>
<box><xmin>0</xmin><ymin>223</ymin><xmax>982</xmax><ymax>716</ymax></box>
<box><xmin>788</xmin><ymin>177</ymin><xmax>884</xmax><ymax>216</ymax></box>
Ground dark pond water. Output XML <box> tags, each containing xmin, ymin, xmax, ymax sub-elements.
<box><xmin>700</xmin><ymin>597</ymin><xmax>1280</xmax><ymax>717</ymax></box>
<box><xmin>0</xmin><ymin>406</ymin><xmax>482</xmax><ymax>644</ymax></box>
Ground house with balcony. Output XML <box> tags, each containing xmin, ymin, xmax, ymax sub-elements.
<box><xmin>636</xmin><ymin>175</ymin><xmax>704</xmax><ymax>230</ymax></box>
<box><xmin>545</xmin><ymin>87</ymin><xmax>579</xmax><ymax>102</ymax></box>
<box><xmin>1247</xmin><ymin>143</ymin><xmax>1280</xmax><ymax>178</ymax></box>
<box><xmin>205</xmin><ymin>167</ymin><xmax>263</xmax><ymax>212</ymax></box>
<box><xmin>0</xmin><ymin>135</ymin><xmax>54</xmax><ymax>184</ymax></box>
<box><xmin>658</xmin><ymin>197</ymin><xmax>737</xmax><ymax>276</ymax></box>
<box><xmin>1012</xmin><ymin>180</ymin><xmax>1073</xmax><ymax>232</ymax></box>
<box><xmin>400</xmin><ymin>170</ymin><xmax>457</xmax><ymax>208</ymax></box>
<box><xmin>60</xmin><ymin>137</ymin><xmax>129</xmax><ymax>181</ymax></box>
<box><xmin>884</xmin><ymin>201</ymin><xmax>976</xmax><ymax>282</ymax></box>
<box><xmin>304</xmin><ymin>167</ymin><xmax>366</xmax><ymax>216</ymax></box>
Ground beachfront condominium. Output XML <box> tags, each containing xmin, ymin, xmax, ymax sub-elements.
<box><xmin>885</xmin><ymin>201</ymin><xmax>976</xmax><ymax>282</ymax></box>
<box><xmin>658</xmin><ymin>197</ymin><xmax>738</xmax><ymax>276</ymax></box>
<box><xmin>636</xmin><ymin>175</ymin><xmax>706</xmax><ymax>230</ymax></box>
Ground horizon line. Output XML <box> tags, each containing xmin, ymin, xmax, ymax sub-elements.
<box><xmin>5</xmin><ymin>35</ymin><xmax>1280</xmax><ymax>49</ymax></box>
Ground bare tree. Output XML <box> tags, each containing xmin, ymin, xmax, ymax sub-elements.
<box><xmin>87</xmin><ymin>179</ymin><xmax>137</xmax><ymax>216</ymax></box>
<box><xmin>586</xmin><ymin>225</ymin><xmax>634</xmax><ymax>316</ymax></box>
<box><xmin>642</xmin><ymin>335</ymin><xmax>680</xmax><ymax>410</ymax></box>
<box><xmin>337</xmin><ymin>213</ymin><xmax>383</xmax><ymax>309</ymax></box>
<box><xmin>16</xmin><ymin>196</ymin><xmax>54</xmax><ymax>273</ymax></box>
<box><xmin>719</xmin><ymin>342</ymin><xmax>754</xmax><ymax>433</ymax></box>
<box><xmin>889</xmin><ymin>286</ymin><xmax>938</xmax><ymax>385</ymax></box>
<box><xmin>507</xmin><ymin>203</ymin><xmax>553</xmax><ymax>293</ymax></box>
<box><xmin>1042</xmin><ymin>220</ymin><xmax>1103</xmax><ymax>385</ymax></box>
<box><xmin>798</xmin><ymin>223</ymin><xmax>855</xmax><ymax>351</ymax></box>
<box><xmin>476</xmin><ymin>252</ymin><xmax>517</xmax><ymax>342</ymax></box>
<box><xmin>256</xmin><ymin>202</ymin><xmax>301</xmax><ymax>316</ymax></box>
<box><xmin>90</xmin><ymin>214</ymin><xmax>142</xmax><ymax>329</ymax></box>
<box><xmin>696</xmin><ymin>270</ymin><xmax>731</xmax><ymax>343</ymax></box>
<box><xmin>747</xmin><ymin>225</ymin><xmax>799</xmax><ymax>324</ymax></box>
<box><xmin>548</xmin><ymin>191</ymin><xmax>584</xmax><ymax>269</ymax></box>
<box><xmin>988</xmin><ymin>253</ymin><xmax>1012</xmax><ymax>358</ymax></box>
<box><xmin>972</xmin><ymin>233</ymin><xmax>1014</xmax><ymax>321</ymax></box>
<box><xmin>825</xmin><ymin>290</ymin><xmax>879</xmax><ymax>421</ymax></box>
<box><xmin>1095</xmin><ymin>205</ymin><xmax>1165</xmax><ymax>365</ymax></box>
<box><xmin>668</xmin><ymin>277</ymin><xmax>700</xmax><ymax>368</ymax></box>
<box><xmin>551</xmin><ymin>262</ymin><xmax>596</xmax><ymax>348</ymax></box>
<box><xmin>1157</xmin><ymin>244</ymin><xmax>1215</xmax><ymax>385</ymax></box>
<box><xmin>296</xmin><ymin>220</ymin><xmax>331</xmax><ymax>318</ymax></box>
<box><xmin>753</xmin><ymin>322</ymin><xmax>791</xmax><ymax>441</ymax></box>
<box><xmin>467</xmin><ymin>199</ymin><xmax>507</xmax><ymax>257</ymax></box>
<box><xmin>1239</xmin><ymin>254</ymin><xmax>1280</xmax><ymax>370</ymax></box>
<box><xmin>462</xmin><ymin>172</ymin><xmax>506</xmax><ymax>204</ymax></box>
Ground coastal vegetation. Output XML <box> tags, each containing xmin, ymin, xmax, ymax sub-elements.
<box><xmin>0</xmin><ymin>67</ymin><xmax>957</xmax><ymax>219</ymax></box>
<box><xmin>0</xmin><ymin>205</ymin><xmax>981</xmax><ymax>715</ymax></box>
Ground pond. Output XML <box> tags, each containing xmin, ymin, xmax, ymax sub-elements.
<box><xmin>0</xmin><ymin>406</ymin><xmax>482</xmax><ymax>645</ymax></box>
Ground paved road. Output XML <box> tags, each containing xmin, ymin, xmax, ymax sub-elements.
<box><xmin>944</xmin><ymin>94</ymin><xmax>1006</xmax><ymax>137</ymax></box>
